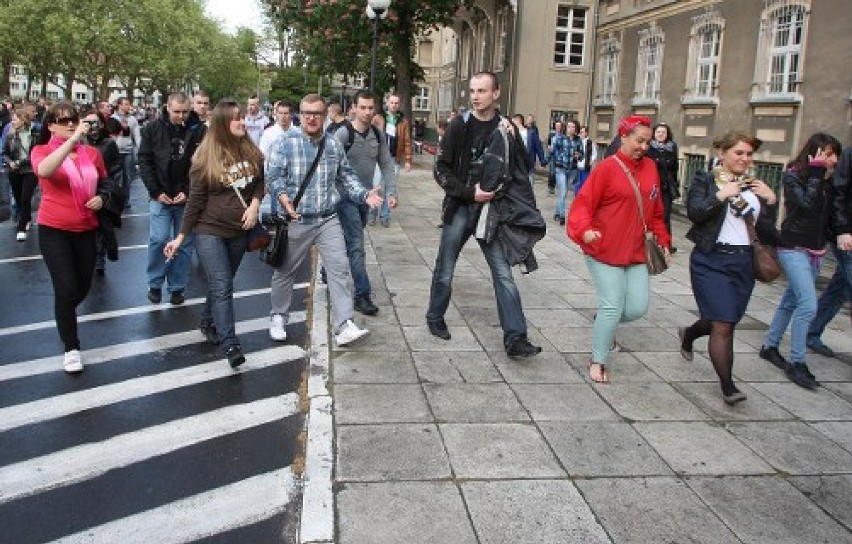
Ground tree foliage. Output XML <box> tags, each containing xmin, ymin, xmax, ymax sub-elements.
<box><xmin>0</xmin><ymin>0</ymin><xmax>259</xmax><ymax>103</ymax></box>
<box><xmin>265</xmin><ymin>0</ymin><xmax>470</xmax><ymax>113</ymax></box>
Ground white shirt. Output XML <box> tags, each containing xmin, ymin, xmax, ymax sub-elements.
<box><xmin>577</xmin><ymin>137</ymin><xmax>597</xmax><ymax>169</ymax></box>
<box><xmin>244</xmin><ymin>113</ymin><xmax>270</xmax><ymax>146</ymax></box>
<box><xmin>717</xmin><ymin>190</ymin><xmax>761</xmax><ymax>246</ymax></box>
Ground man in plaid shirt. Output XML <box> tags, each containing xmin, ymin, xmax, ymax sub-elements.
<box><xmin>267</xmin><ymin>94</ymin><xmax>383</xmax><ymax>346</ymax></box>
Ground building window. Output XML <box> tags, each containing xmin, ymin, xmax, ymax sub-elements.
<box><xmin>684</xmin><ymin>11</ymin><xmax>724</xmax><ymax>104</ymax></box>
<box><xmin>752</xmin><ymin>0</ymin><xmax>809</xmax><ymax>102</ymax></box>
<box><xmin>553</xmin><ymin>5</ymin><xmax>587</xmax><ymax>67</ymax></box>
<box><xmin>10</xmin><ymin>82</ymin><xmax>20</xmax><ymax>91</ymax></box>
<box><xmin>633</xmin><ymin>24</ymin><xmax>664</xmax><ymax>106</ymax></box>
<box><xmin>493</xmin><ymin>8</ymin><xmax>508</xmax><ymax>72</ymax></box>
<box><xmin>475</xmin><ymin>17</ymin><xmax>490</xmax><ymax>72</ymax></box>
<box><xmin>753</xmin><ymin>161</ymin><xmax>785</xmax><ymax>192</ymax></box>
<box><xmin>460</xmin><ymin>24</ymin><xmax>474</xmax><ymax>80</ymax></box>
<box><xmin>75</xmin><ymin>92</ymin><xmax>88</xmax><ymax>101</ymax></box>
<box><xmin>413</xmin><ymin>87</ymin><xmax>430</xmax><ymax>111</ymax></box>
<box><xmin>595</xmin><ymin>37</ymin><xmax>620</xmax><ymax>106</ymax></box>
<box><xmin>418</xmin><ymin>40</ymin><xmax>433</xmax><ymax>65</ymax></box>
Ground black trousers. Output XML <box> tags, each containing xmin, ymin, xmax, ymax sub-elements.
<box><xmin>39</xmin><ymin>225</ymin><xmax>97</xmax><ymax>352</ymax></box>
<box><xmin>9</xmin><ymin>171</ymin><xmax>37</xmax><ymax>232</ymax></box>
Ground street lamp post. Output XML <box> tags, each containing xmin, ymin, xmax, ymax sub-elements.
<box><xmin>365</xmin><ymin>0</ymin><xmax>392</xmax><ymax>91</ymax></box>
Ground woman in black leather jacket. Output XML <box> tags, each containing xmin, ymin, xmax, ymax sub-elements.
<box><xmin>646</xmin><ymin>123</ymin><xmax>680</xmax><ymax>250</ymax></box>
<box><xmin>759</xmin><ymin>133</ymin><xmax>841</xmax><ymax>390</ymax></box>
<box><xmin>4</xmin><ymin>108</ymin><xmax>40</xmax><ymax>240</ymax></box>
<box><xmin>677</xmin><ymin>131</ymin><xmax>778</xmax><ymax>405</ymax></box>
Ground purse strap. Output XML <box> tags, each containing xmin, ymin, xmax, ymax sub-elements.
<box><xmin>292</xmin><ymin>136</ymin><xmax>326</xmax><ymax>210</ymax></box>
<box><xmin>744</xmin><ymin>213</ymin><xmax>759</xmax><ymax>243</ymax></box>
<box><xmin>612</xmin><ymin>155</ymin><xmax>649</xmax><ymax>234</ymax></box>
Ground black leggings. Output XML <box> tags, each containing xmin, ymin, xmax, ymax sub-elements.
<box><xmin>39</xmin><ymin>225</ymin><xmax>97</xmax><ymax>352</ymax></box>
<box><xmin>9</xmin><ymin>171</ymin><xmax>37</xmax><ymax>232</ymax></box>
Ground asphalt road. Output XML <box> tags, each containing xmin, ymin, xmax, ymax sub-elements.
<box><xmin>0</xmin><ymin>179</ymin><xmax>308</xmax><ymax>544</ymax></box>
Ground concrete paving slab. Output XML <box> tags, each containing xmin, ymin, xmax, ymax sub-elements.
<box><xmin>807</xmin><ymin>357</ymin><xmax>852</xmax><ymax>383</ymax></box>
<box><xmin>576</xmin><ymin>477</ymin><xmax>740</xmax><ymax>544</ymax></box>
<box><xmin>727</xmin><ymin>421</ymin><xmax>852</xmax><ymax>475</ymax></box>
<box><xmin>332</xmin><ymin>351</ymin><xmax>419</xmax><ymax>384</ymax></box>
<box><xmin>750</xmin><ymin>382</ymin><xmax>852</xmax><ymax>421</ymax></box>
<box><xmin>513</xmin><ymin>384</ymin><xmax>620</xmax><ymax>421</ymax></box>
<box><xmin>541</xmin><ymin>422</ymin><xmax>673</xmax><ymax>476</ymax></box>
<box><xmin>462</xmin><ymin>480</ymin><xmax>610</xmax><ymax>544</ymax></box>
<box><xmin>789</xmin><ymin>475</ymin><xmax>852</xmax><ymax>531</ymax></box>
<box><xmin>811</xmin><ymin>421</ymin><xmax>852</xmax><ymax>453</ymax></box>
<box><xmin>335</xmin><ymin>424</ymin><xmax>451</xmax><ymax>482</ymax></box>
<box><xmin>386</xmin><ymin>289</ymin><xmax>431</xmax><ymax>308</ymax></box>
<box><xmin>331</xmin><ymin>323</ymin><xmax>409</xmax><ymax>353</ymax></box>
<box><xmin>731</xmin><ymin>354</ymin><xmax>794</xmax><ymax>381</ymax></box>
<box><xmin>634</xmin><ymin>422</ymin><xmax>774</xmax><ymax>475</ymax></box>
<box><xmin>440</xmin><ymin>423</ymin><xmax>565</xmax><ymax>479</ymax></box>
<box><xmin>486</xmin><ymin>350</ymin><xmax>583</xmax><ymax>384</ymax></box>
<box><xmin>411</xmin><ymin>351</ymin><xmax>502</xmax><ymax>383</ymax></box>
<box><xmin>470</xmin><ymin>325</ymin><xmax>551</xmax><ymax>353</ymax></box>
<box><xmin>402</xmin><ymin>324</ymin><xmax>482</xmax><ymax>351</ymax></box>
<box><xmin>333</xmin><ymin>384</ymin><xmax>431</xmax><ymax>424</ymax></box>
<box><xmin>595</xmin><ymin>382</ymin><xmax>710</xmax><ymax>421</ymax></box>
<box><xmin>609</xmin><ymin>326</ymin><xmax>681</xmax><ymax>353</ymax></box>
<box><xmin>688</xmin><ymin>476</ymin><xmax>852</xmax><ymax>544</ymax></box>
<box><xmin>337</xmin><ymin>482</ymin><xmax>476</xmax><ymax>544</ymax></box>
<box><xmin>393</xmin><ymin>304</ymin><xmax>465</xmax><ymax>327</ymax></box>
<box><xmin>423</xmin><ymin>383</ymin><xmax>529</xmax><ymax>423</ymax></box>
<box><xmin>634</xmin><ymin>351</ymin><xmax>720</xmax><ymax>382</ymax></box>
<box><xmin>539</xmin><ymin>326</ymin><xmax>592</xmax><ymax>352</ymax></box>
<box><xmin>672</xmin><ymin>381</ymin><xmax>794</xmax><ymax>421</ymax></box>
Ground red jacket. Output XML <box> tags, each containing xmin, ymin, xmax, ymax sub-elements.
<box><xmin>568</xmin><ymin>150</ymin><xmax>670</xmax><ymax>266</ymax></box>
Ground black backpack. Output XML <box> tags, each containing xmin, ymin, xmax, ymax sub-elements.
<box><xmin>341</xmin><ymin>120</ymin><xmax>384</xmax><ymax>154</ymax></box>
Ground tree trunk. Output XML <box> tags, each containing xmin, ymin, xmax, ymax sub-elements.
<box><xmin>392</xmin><ymin>9</ymin><xmax>414</xmax><ymax>118</ymax></box>
<box><xmin>1</xmin><ymin>57</ymin><xmax>11</xmax><ymax>96</ymax></box>
<box><xmin>99</xmin><ymin>67</ymin><xmax>111</xmax><ymax>102</ymax></box>
<box><xmin>40</xmin><ymin>73</ymin><xmax>48</xmax><ymax>98</ymax></box>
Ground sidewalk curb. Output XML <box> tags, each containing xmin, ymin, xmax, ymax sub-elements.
<box><xmin>299</xmin><ymin>267</ymin><xmax>335</xmax><ymax>544</ymax></box>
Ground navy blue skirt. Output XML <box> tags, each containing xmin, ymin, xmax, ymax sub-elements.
<box><xmin>690</xmin><ymin>247</ymin><xmax>755</xmax><ymax>323</ymax></box>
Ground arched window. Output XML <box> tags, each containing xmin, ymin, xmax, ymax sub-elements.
<box><xmin>595</xmin><ymin>37</ymin><xmax>620</xmax><ymax>106</ymax></box>
<box><xmin>683</xmin><ymin>11</ymin><xmax>724</xmax><ymax>103</ymax></box>
<box><xmin>752</xmin><ymin>0</ymin><xmax>809</xmax><ymax>101</ymax></box>
<box><xmin>633</xmin><ymin>24</ymin><xmax>664</xmax><ymax>105</ymax></box>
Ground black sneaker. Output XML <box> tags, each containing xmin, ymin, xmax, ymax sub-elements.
<box><xmin>759</xmin><ymin>346</ymin><xmax>789</xmax><ymax>370</ymax></box>
<box><xmin>169</xmin><ymin>291</ymin><xmax>185</xmax><ymax>305</ymax></box>
<box><xmin>225</xmin><ymin>346</ymin><xmax>246</xmax><ymax>369</ymax></box>
<box><xmin>147</xmin><ymin>288</ymin><xmax>162</xmax><ymax>304</ymax></box>
<box><xmin>507</xmin><ymin>338</ymin><xmax>542</xmax><ymax>358</ymax></box>
<box><xmin>354</xmin><ymin>294</ymin><xmax>379</xmax><ymax>316</ymax></box>
<box><xmin>785</xmin><ymin>364</ymin><xmax>818</xmax><ymax>390</ymax></box>
<box><xmin>801</xmin><ymin>363</ymin><xmax>820</xmax><ymax>386</ymax></box>
<box><xmin>199</xmin><ymin>322</ymin><xmax>218</xmax><ymax>344</ymax></box>
<box><xmin>427</xmin><ymin>319</ymin><xmax>451</xmax><ymax>340</ymax></box>
<box><xmin>807</xmin><ymin>339</ymin><xmax>836</xmax><ymax>358</ymax></box>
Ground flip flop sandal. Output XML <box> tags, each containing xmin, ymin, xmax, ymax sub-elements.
<box><xmin>588</xmin><ymin>362</ymin><xmax>609</xmax><ymax>384</ymax></box>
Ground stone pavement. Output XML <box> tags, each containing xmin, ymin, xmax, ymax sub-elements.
<box><xmin>318</xmin><ymin>163</ymin><xmax>852</xmax><ymax>543</ymax></box>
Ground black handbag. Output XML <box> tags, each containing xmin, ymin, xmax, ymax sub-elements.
<box><xmin>260</xmin><ymin>137</ymin><xmax>326</xmax><ymax>267</ymax></box>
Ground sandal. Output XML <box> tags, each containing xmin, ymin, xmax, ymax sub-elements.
<box><xmin>588</xmin><ymin>362</ymin><xmax>609</xmax><ymax>384</ymax></box>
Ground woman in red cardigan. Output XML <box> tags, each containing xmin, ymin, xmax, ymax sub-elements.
<box><xmin>568</xmin><ymin>115</ymin><xmax>671</xmax><ymax>383</ymax></box>
<box><xmin>31</xmin><ymin>102</ymin><xmax>108</xmax><ymax>373</ymax></box>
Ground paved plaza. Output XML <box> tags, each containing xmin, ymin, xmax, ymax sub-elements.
<box><xmin>309</xmin><ymin>163</ymin><xmax>852</xmax><ymax>544</ymax></box>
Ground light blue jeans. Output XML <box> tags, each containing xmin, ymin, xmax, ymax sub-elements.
<box><xmin>147</xmin><ymin>201</ymin><xmax>193</xmax><ymax>293</ymax></box>
<box><xmin>586</xmin><ymin>257</ymin><xmax>650</xmax><ymax>363</ymax></box>
<box><xmin>764</xmin><ymin>248</ymin><xmax>821</xmax><ymax>364</ymax></box>
<box><xmin>554</xmin><ymin>167</ymin><xmax>578</xmax><ymax>219</ymax></box>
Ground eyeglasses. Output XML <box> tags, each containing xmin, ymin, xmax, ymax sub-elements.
<box><xmin>300</xmin><ymin>111</ymin><xmax>325</xmax><ymax>119</ymax></box>
<box><xmin>54</xmin><ymin>115</ymin><xmax>79</xmax><ymax>125</ymax></box>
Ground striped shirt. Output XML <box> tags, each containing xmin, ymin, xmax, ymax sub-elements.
<box><xmin>267</xmin><ymin>131</ymin><xmax>367</xmax><ymax>225</ymax></box>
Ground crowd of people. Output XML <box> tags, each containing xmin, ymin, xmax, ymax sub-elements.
<box><xmin>2</xmin><ymin>72</ymin><xmax>850</xmax><ymax>408</ymax></box>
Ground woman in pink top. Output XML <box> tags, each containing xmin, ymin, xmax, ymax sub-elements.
<box><xmin>31</xmin><ymin>102</ymin><xmax>107</xmax><ymax>373</ymax></box>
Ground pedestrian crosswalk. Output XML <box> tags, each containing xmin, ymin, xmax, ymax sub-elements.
<box><xmin>0</xmin><ymin>252</ymin><xmax>312</xmax><ymax>544</ymax></box>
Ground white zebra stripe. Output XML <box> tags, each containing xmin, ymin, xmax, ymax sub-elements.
<box><xmin>0</xmin><ymin>346</ymin><xmax>305</xmax><ymax>433</ymax></box>
<box><xmin>0</xmin><ymin>282</ymin><xmax>309</xmax><ymax>338</ymax></box>
<box><xmin>0</xmin><ymin>312</ymin><xmax>306</xmax><ymax>382</ymax></box>
<box><xmin>0</xmin><ymin>394</ymin><xmax>300</xmax><ymax>504</ymax></box>
<box><xmin>51</xmin><ymin>467</ymin><xmax>298</xmax><ymax>544</ymax></box>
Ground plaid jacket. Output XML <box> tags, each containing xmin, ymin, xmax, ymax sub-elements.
<box><xmin>267</xmin><ymin>131</ymin><xmax>367</xmax><ymax>225</ymax></box>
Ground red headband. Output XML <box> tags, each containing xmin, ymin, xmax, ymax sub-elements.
<box><xmin>618</xmin><ymin>115</ymin><xmax>652</xmax><ymax>137</ymax></box>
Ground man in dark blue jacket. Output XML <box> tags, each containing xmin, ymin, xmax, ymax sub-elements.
<box><xmin>524</xmin><ymin>115</ymin><xmax>547</xmax><ymax>184</ymax></box>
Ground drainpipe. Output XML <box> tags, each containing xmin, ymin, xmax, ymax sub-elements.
<box><xmin>584</xmin><ymin>1</ymin><xmax>602</xmax><ymax>125</ymax></box>
<box><xmin>507</xmin><ymin>0</ymin><xmax>520</xmax><ymax>115</ymax></box>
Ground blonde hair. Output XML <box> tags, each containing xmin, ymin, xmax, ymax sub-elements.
<box><xmin>190</xmin><ymin>98</ymin><xmax>263</xmax><ymax>188</ymax></box>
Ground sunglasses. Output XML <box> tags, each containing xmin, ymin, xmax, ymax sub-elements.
<box><xmin>54</xmin><ymin>115</ymin><xmax>79</xmax><ymax>125</ymax></box>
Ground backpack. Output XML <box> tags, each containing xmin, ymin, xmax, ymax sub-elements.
<box><xmin>342</xmin><ymin>120</ymin><xmax>384</xmax><ymax>154</ymax></box>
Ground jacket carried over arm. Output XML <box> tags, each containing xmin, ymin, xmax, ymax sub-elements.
<box><xmin>685</xmin><ymin>170</ymin><xmax>778</xmax><ymax>253</ymax></box>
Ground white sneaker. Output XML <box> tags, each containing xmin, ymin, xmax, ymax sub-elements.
<box><xmin>269</xmin><ymin>313</ymin><xmax>287</xmax><ymax>341</ymax></box>
<box><xmin>16</xmin><ymin>231</ymin><xmax>26</xmax><ymax>242</ymax></box>
<box><xmin>25</xmin><ymin>221</ymin><xmax>31</xmax><ymax>231</ymax></box>
<box><xmin>335</xmin><ymin>319</ymin><xmax>369</xmax><ymax>346</ymax></box>
<box><xmin>63</xmin><ymin>350</ymin><xmax>84</xmax><ymax>373</ymax></box>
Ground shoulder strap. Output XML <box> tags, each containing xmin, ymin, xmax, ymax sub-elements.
<box><xmin>343</xmin><ymin>120</ymin><xmax>355</xmax><ymax>153</ymax></box>
<box><xmin>293</xmin><ymin>137</ymin><xmax>326</xmax><ymax>208</ymax></box>
<box><xmin>612</xmin><ymin>155</ymin><xmax>649</xmax><ymax>233</ymax></box>
<box><xmin>372</xmin><ymin>125</ymin><xmax>383</xmax><ymax>148</ymax></box>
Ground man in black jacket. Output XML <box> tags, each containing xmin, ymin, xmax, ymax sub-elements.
<box><xmin>139</xmin><ymin>92</ymin><xmax>206</xmax><ymax>305</ymax></box>
<box><xmin>426</xmin><ymin>71</ymin><xmax>541</xmax><ymax>358</ymax></box>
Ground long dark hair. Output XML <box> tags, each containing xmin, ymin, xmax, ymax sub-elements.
<box><xmin>36</xmin><ymin>101</ymin><xmax>78</xmax><ymax>145</ymax></box>
<box><xmin>190</xmin><ymin>98</ymin><xmax>263</xmax><ymax>187</ymax></box>
<box><xmin>787</xmin><ymin>132</ymin><xmax>842</xmax><ymax>179</ymax></box>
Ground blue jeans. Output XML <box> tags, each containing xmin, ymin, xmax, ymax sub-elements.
<box><xmin>426</xmin><ymin>205</ymin><xmax>527</xmax><ymax>349</ymax></box>
<box><xmin>808</xmin><ymin>244</ymin><xmax>852</xmax><ymax>343</ymax></box>
<box><xmin>369</xmin><ymin>162</ymin><xmax>397</xmax><ymax>222</ymax></box>
<box><xmin>337</xmin><ymin>198</ymin><xmax>371</xmax><ymax>298</ymax></box>
<box><xmin>121</xmin><ymin>153</ymin><xmax>134</xmax><ymax>204</ymax></box>
<box><xmin>195</xmin><ymin>233</ymin><xmax>247</xmax><ymax>350</ymax></box>
<box><xmin>554</xmin><ymin>167</ymin><xmax>578</xmax><ymax>219</ymax></box>
<box><xmin>764</xmin><ymin>249</ymin><xmax>821</xmax><ymax>364</ymax></box>
<box><xmin>585</xmin><ymin>257</ymin><xmax>650</xmax><ymax>363</ymax></box>
<box><xmin>147</xmin><ymin>201</ymin><xmax>193</xmax><ymax>293</ymax></box>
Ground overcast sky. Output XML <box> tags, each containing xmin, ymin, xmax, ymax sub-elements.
<box><xmin>205</xmin><ymin>0</ymin><xmax>265</xmax><ymax>34</ymax></box>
